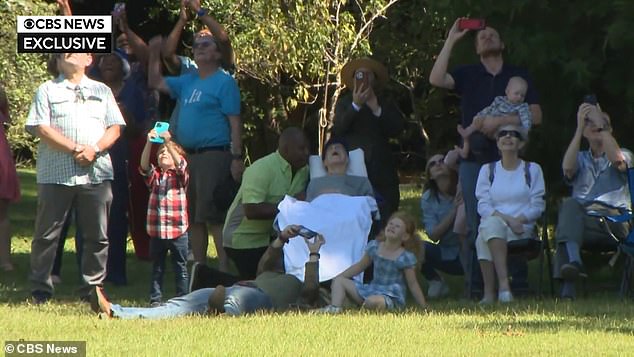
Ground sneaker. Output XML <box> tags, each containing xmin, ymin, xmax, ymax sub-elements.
<box><xmin>90</xmin><ymin>286</ymin><xmax>112</xmax><ymax>318</ymax></box>
<box><xmin>189</xmin><ymin>262</ymin><xmax>206</xmax><ymax>293</ymax></box>
<box><xmin>316</xmin><ymin>304</ymin><xmax>342</xmax><ymax>314</ymax></box>
<box><xmin>31</xmin><ymin>290</ymin><xmax>51</xmax><ymax>305</ymax></box>
<box><xmin>207</xmin><ymin>285</ymin><xmax>226</xmax><ymax>314</ymax></box>
<box><xmin>427</xmin><ymin>280</ymin><xmax>450</xmax><ymax>299</ymax></box>
<box><xmin>498</xmin><ymin>290</ymin><xmax>514</xmax><ymax>303</ymax></box>
<box><xmin>560</xmin><ymin>261</ymin><xmax>587</xmax><ymax>281</ymax></box>
<box><xmin>150</xmin><ymin>301</ymin><xmax>163</xmax><ymax>308</ymax></box>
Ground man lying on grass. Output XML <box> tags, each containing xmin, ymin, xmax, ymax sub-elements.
<box><xmin>91</xmin><ymin>225</ymin><xmax>325</xmax><ymax>319</ymax></box>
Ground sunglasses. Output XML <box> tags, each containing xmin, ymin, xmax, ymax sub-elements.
<box><xmin>427</xmin><ymin>157</ymin><xmax>444</xmax><ymax>169</ymax></box>
<box><xmin>193</xmin><ymin>40</ymin><xmax>214</xmax><ymax>50</ymax></box>
<box><xmin>497</xmin><ymin>130</ymin><xmax>522</xmax><ymax>139</ymax></box>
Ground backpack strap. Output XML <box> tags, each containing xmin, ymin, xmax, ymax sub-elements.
<box><xmin>488</xmin><ymin>160</ymin><xmax>532</xmax><ymax>187</ymax></box>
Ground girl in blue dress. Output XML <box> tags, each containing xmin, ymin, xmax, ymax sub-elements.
<box><xmin>320</xmin><ymin>212</ymin><xmax>427</xmax><ymax>312</ymax></box>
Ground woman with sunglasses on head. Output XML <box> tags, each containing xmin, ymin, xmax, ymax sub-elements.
<box><xmin>474</xmin><ymin>124</ymin><xmax>545</xmax><ymax>304</ymax></box>
<box><xmin>420</xmin><ymin>149</ymin><xmax>466</xmax><ymax>298</ymax></box>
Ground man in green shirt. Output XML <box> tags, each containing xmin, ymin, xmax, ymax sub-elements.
<box><xmin>223</xmin><ymin>127</ymin><xmax>310</xmax><ymax>279</ymax></box>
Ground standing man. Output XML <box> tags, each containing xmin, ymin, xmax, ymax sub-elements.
<box><xmin>148</xmin><ymin>30</ymin><xmax>243</xmax><ymax>268</ymax></box>
<box><xmin>26</xmin><ymin>53</ymin><xmax>125</xmax><ymax>303</ymax></box>
<box><xmin>429</xmin><ymin>19</ymin><xmax>542</xmax><ymax>293</ymax></box>
<box><xmin>333</xmin><ymin>58</ymin><xmax>404</xmax><ymax>227</ymax></box>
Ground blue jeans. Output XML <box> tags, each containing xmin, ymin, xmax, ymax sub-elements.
<box><xmin>421</xmin><ymin>242</ymin><xmax>464</xmax><ymax>281</ymax></box>
<box><xmin>111</xmin><ymin>285</ymin><xmax>273</xmax><ymax>319</ymax></box>
<box><xmin>149</xmin><ymin>234</ymin><xmax>189</xmax><ymax>303</ymax></box>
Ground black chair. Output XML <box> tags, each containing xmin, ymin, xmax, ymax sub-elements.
<box><xmin>464</xmin><ymin>211</ymin><xmax>554</xmax><ymax>299</ymax></box>
<box><xmin>585</xmin><ymin>166</ymin><xmax>634</xmax><ymax>299</ymax></box>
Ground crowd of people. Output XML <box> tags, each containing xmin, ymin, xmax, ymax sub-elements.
<box><xmin>0</xmin><ymin>1</ymin><xmax>631</xmax><ymax>317</ymax></box>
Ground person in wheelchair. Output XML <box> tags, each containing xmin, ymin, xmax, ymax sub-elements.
<box><xmin>556</xmin><ymin>101</ymin><xmax>633</xmax><ymax>299</ymax></box>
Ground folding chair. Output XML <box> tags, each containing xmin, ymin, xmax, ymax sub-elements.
<box><xmin>586</xmin><ymin>166</ymin><xmax>634</xmax><ymax>299</ymax></box>
<box><xmin>464</xmin><ymin>210</ymin><xmax>554</xmax><ymax>299</ymax></box>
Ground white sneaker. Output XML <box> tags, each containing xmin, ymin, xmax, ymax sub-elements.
<box><xmin>427</xmin><ymin>280</ymin><xmax>450</xmax><ymax>299</ymax></box>
<box><xmin>317</xmin><ymin>305</ymin><xmax>342</xmax><ymax>314</ymax></box>
<box><xmin>498</xmin><ymin>290</ymin><xmax>514</xmax><ymax>303</ymax></box>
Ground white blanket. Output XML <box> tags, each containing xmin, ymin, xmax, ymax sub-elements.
<box><xmin>277</xmin><ymin>193</ymin><xmax>377</xmax><ymax>282</ymax></box>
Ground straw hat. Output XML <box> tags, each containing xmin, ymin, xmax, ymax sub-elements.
<box><xmin>340</xmin><ymin>57</ymin><xmax>389</xmax><ymax>89</ymax></box>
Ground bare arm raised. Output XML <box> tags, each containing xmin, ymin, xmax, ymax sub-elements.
<box><xmin>429</xmin><ymin>18</ymin><xmax>469</xmax><ymax>89</ymax></box>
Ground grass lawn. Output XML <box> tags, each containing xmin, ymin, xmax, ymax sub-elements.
<box><xmin>1</xmin><ymin>169</ymin><xmax>632</xmax><ymax>356</ymax></box>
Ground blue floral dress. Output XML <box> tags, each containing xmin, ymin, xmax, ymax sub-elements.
<box><xmin>354</xmin><ymin>240</ymin><xmax>417</xmax><ymax>308</ymax></box>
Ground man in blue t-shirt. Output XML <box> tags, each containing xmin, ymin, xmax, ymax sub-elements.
<box><xmin>429</xmin><ymin>18</ymin><xmax>543</xmax><ymax>295</ymax></box>
<box><xmin>148</xmin><ymin>22</ymin><xmax>243</xmax><ymax>270</ymax></box>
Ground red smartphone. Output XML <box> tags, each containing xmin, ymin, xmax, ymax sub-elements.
<box><xmin>458</xmin><ymin>18</ymin><xmax>486</xmax><ymax>31</ymax></box>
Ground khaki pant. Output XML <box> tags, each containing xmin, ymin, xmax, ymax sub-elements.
<box><xmin>30</xmin><ymin>182</ymin><xmax>112</xmax><ymax>297</ymax></box>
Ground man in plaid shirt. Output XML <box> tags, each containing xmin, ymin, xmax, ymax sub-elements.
<box><xmin>140</xmin><ymin>128</ymin><xmax>189</xmax><ymax>305</ymax></box>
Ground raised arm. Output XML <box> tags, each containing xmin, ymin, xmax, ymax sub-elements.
<box><xmin>256</xmin><ymin>225</ymin><xmax>301</xmax><ymax>275</ymax></box>
<box><xmin>300</xmin><ymin>234</ymin><xmax>325</xmax><ymax>305</ymax></box>
<box><xmin>56</xmin><ymin>0</ymin><xmax>72</xmax><ymax>16</ymax></box>
<box><xmin>429</xmin><ymin>18</ymin><xmax>468</xmax><ymax>89</ymax></box>
<box><xmin>186</xmin><ymin>0</ymin><xmax>235</xmax><ymax>68</ymax></box>
<box><xmin>562</xmin><ymin>104</ymin><xmax>588</xmax><ymax>179</ymax></box>
<box><xmin>147</xmin><ymin>36</ymin><xmax>171</xmax><ymax>94</ymax></box>
<box><xmin>162</xmin><ymin>0</ymin><xmax>191</xmax><ymax>75</ymax></box>
<box><xmin>114</xmin><ymin>8</ymin><xmax>149</xmax><ymax>70</ymax></box>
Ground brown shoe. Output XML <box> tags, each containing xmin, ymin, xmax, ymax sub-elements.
<box><xmin>207</xmin><ymin>285</ymin><xmax>226</xmax><ymax>315</ymax></box>
<box><xmin>90</xmin><ymin>286</ymin><xmax>112</xmax><ymax>318</ymax></box>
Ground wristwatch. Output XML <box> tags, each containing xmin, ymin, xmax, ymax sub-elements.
<box><xmin>196</xmin><ymin>8</ymin><xmax>208</xmax><ymax>17</ymax></box>
<box><xmin>93</xmin><ymin>144</ymin><xmax>101</xmax><ymax>154</ymax></box>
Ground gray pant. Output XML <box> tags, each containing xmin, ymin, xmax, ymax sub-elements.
<box><xmin>554</xmin><ymin>197</ymin><xmax>629</xmax><ymax>278</ymax></box>
<box><xmin>30</xmin><ymin>182</ymin><xmax>112</xmax><ymax>297</ymax></box>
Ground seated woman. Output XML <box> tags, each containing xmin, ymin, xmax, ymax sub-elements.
<box><xmin>91</xmin><ymin>226</ymin><xmax>325</xmax><ymax>319</ymax></box>
<box><xmin>475</xmin><ymin>124</ymin><xmax>545</xmax><ymax>304</ymax></box>
<box><xmin>306</xmin><ymin>137</ymin><xmax>374</xmax><ymax>200</ymax></box>
<box><xmin>420</xmin><ymin>150</ymin><xmax>464</xmax><ymax>299</ymax></box>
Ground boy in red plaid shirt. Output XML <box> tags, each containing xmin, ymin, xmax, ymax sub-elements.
<box><xmin>140</xmin><ymin>128</ymin><xmax>189</xmax><ymax>306</ymax></box>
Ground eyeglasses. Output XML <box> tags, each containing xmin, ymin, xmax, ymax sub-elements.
<box><xmin>73</xmin><ymin>85</ymin><xmax>85</xmax><ymax>103</ymax></box>
<box><xmin>497</xmin><ymin>130</ymin><xmax>522</xmax><ymax>139</ymax></box>
<box><xmin>193</xmin><ymin>40</ymin><xmax>214</xmax><ymax>50</ymax></box>
<box><xmin>427</xmin><ymin>157</ymin><xmax>444</xmax><ymax>169</ymax></box>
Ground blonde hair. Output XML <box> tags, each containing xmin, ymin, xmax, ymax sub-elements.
<box><xmin>377</xmin><ymin>211</ymin><xmax>422</xmax><ymax>257</ymax></box>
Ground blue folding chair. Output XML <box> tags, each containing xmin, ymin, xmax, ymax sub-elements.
<box><xmin>586</xmin><ymin>166</ymin><xmax>634</xmax><ymax>299</ymax></box>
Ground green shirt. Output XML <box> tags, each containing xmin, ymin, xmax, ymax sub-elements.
<box><xmin>223</xmin><ymin>151</ymin><xmax>308</xmax><ymax>249</ymax></box>
<box><xmin>254</xmin><ymin>271</ymin><xmax>303</xmax><ymax>309</ymax></box>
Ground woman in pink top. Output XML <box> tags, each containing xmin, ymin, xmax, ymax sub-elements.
<box><xmin>0</xmin><ymin>85</ymin><xmax>21</xmax><ymax>271</ymax></box>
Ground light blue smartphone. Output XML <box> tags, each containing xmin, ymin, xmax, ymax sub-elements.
<box><xmin>150</xmin><ymin>121</ymin><xmax>170</xmax><ymax>144</ymax></box>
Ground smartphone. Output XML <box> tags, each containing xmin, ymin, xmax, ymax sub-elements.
<box><xmin>355</xmin><ymin>70</ymin><xmax>369</xmax><ymax>89</ymax></box>
<box><xmin>583</xmin><ymin>94</ymin><xmax>597</xmax><ymax>105</ymax></box>
<box><xmin>458</xmin><ymin>18</ymin><xmax>486</xmax><ymax>31</ymax></box>
<box><xmin>150</xmin><ymin>121</ymin><xmax>170</xmax><ymax>144</ymax></box>
<box><xmin>298</xmin><ymin>226</ymin><xmax>318</xmax><ymax>239</ymax></box>
<box><xmin>113</xmin><ymin>2</ymin><xmax>125</xmax><ymax>16</ymax></box>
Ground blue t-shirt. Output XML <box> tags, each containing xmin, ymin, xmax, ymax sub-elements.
<box><xmin>165</xmin><ymin>68</ymin><xmax>241</xmax><ymax>149</ymax></box>
<box><xmin>450</xmin><ymin>63</ymin><xmax>539</xmax><ymax>163</ymax></box>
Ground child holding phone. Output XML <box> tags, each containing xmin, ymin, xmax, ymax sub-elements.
<box><xmin>319</xmin><ymin>212</ymin><xmax>427</xmax><ymax>313</ymax></box>
<box><xmin>140</xmin><ymin>128</ymin><xmax>190</xmax><ymax>306</ymax></box>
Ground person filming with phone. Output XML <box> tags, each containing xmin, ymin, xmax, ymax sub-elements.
<box><xmin>429</xmin><ymin>18</ymin><xmax>543</xmax><ymax>294</ymax></box>
<box><xmin>554</xmin><ymin>98</ymin><xmax>632</xmax><ymax>300</ymax></box>
<box><xmin>333</xmin><ymin>58</ymin><xmax>404</xmax><ymax>229</ymax></box>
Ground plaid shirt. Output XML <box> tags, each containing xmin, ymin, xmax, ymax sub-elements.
<box><xmin>477</xmin><ymin>96</ymin><xmax>532</xmax><ymax>130</ymax></box>
<box><xmin>142</xmin><ymin>159</ymin><xmax>189</xmax><ymax>239</ymax></box>
<box><xmin>25</xmin><ymin>75</ymin><xmax>126</xmax><ymax>185</ymax></box>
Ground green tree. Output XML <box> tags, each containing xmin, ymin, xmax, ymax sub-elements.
<box><xmin>0</xmin><ymin>0</ymin><xmax>56</xmax><ymax>163</ymax></box>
